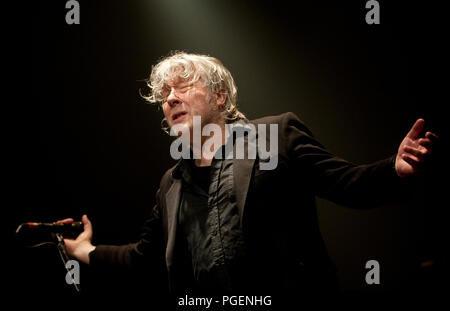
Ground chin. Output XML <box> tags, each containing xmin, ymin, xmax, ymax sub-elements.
<box><xmin>170</xmin><ymin>121</ymin><xmax>191</xmax><ymax>137</ymax></box>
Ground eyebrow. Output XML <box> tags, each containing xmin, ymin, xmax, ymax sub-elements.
<box><xmin>163</xmin><ymin>81</ymin><xmax>193</xmax><ymax>89</ymax></box>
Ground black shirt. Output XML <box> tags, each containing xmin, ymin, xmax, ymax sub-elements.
<box><xmin>177</xmin><ymin>153</ymin><xmax>247</xmax><ymax>294</ymax></box>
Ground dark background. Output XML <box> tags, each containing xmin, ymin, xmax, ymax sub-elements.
<box><xmin>11</xmin><ymin>0</ymin><xmax>445</xmax><ymax>308</ymax></box>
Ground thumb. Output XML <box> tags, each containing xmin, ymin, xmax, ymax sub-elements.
<box><xmin>406</xmin><ymin>118</ymin><xmax>425</xmax><ymax>139</ymax></box>
<box><xmin>81</xmin><ymin>214</ymin><xmax>92</xmax><ymax>233</ymax></box>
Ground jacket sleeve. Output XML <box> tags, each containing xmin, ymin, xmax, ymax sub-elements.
<box><xmin>88</xmin><ymin>188</ymin><xmax>164</xmax><ymax>268</ymax></box>
<box><xmin>281</xmin><ymin>112</ymin><xmax>404</xmax><ymax>207</ymax></box>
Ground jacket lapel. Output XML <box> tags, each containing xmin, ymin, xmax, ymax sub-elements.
<box><xmin>233</xmin><ymin>129</ymin><xmax>257</xmax><ymax>226</ymax></box>
<box><xmin>233</xmin><ymin>157</ymin><xmax>255</xmax><ymax>226</ymax></box>
<box><xmin>164</xmin><ymin>177</ymin><xmax>182</xmax><ymax>268</ymax></box>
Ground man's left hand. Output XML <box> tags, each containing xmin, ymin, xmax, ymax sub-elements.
<box><xmin>395</xmin><ymin>118</ymin><xmax>438</xmax><ymax>178</ymax></box>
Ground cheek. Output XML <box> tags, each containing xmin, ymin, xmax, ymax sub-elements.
<box><xmin>162</xmin><ymin>104</ymin><xmax>174</xmax><ymax>126</ymax></box>
<box><xmin>162</xmin><ymin>103</ymin><xmax>170</xmax><ymax>118</ymax></box>
<box><xmin>191</xmin><ymin>93</ymin><xmax>212</xmax><ymax>115</ymax></box>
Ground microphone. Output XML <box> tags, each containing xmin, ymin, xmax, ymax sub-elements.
<box><xmin>15</xmin><ymin>221</ymin><xmax>84</xmax><ymax>237</ymax></box>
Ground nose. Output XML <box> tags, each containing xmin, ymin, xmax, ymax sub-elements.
<box><xmin>166</xmin><ymin>87</ymin><xmax>181</xmax><ymax>107</ymax></box>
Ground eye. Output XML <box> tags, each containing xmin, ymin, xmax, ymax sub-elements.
<box><xmin>160</xmin><ymin>82</ymin><xmax>193</xmax><ymax>102</ymax></box>
<box><xmin>178</xmin><ymin>84</ymin><xmax>192</xmax><ymax>93</ymax></box>
<box><xmin>160</xmin><ymin>87</ymin><xmax>171</xmax><ymax>102</ymax></box>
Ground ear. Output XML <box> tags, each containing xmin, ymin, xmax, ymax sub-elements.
<box><xmin>215</xmin><ymin>90</ymin><xmax>227</xmax><ymax>109</ymax></box>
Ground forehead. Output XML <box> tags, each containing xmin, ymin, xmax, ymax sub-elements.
<box><xmin>163</xmin><ymin>76</ymin><xmax>205</xmax><ymax>89</ymax></box>
<box><xmin>164</xmin><ymin>76</ymin><xmax>188</xmax><ymax>87</ymax></box>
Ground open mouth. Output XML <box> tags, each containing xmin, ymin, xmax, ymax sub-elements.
<box><xmin>172</xmin><ymin>111</ymin><xmax>187</xmax><ymax>122</ymax></box>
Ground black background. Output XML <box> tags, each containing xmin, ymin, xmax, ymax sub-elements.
<box><xmin>11</xmin><ymin>0</ymin><xmax>446</xmax><ymax>309</ymax></box>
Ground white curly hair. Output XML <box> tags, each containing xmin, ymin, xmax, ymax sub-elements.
<box><xmin>142</xmin><ymin>51</ymin><xmax>246</xmax><ymax>130</ymax></box>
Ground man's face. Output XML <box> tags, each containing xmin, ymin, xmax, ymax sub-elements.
<box><xmin>162</xmin><ymin>77</ymin><xmax>223</xmax><ymax>134</ymax></box>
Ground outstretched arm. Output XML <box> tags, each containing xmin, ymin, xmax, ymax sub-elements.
<box><xmin>58</xmin><ymin>187</ymin><xmax>165</xmax><ymax>269</ymax></box>
<box><xmin>282</xmin><ymin>112</ymin><xmax>438</xmax><ymax>207</ymax></box>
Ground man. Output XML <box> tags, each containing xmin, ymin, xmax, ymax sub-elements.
<box><xmin>60</xmin><ymin>52</ymin><xmax>437</xmax><ymax>305</ymax></box>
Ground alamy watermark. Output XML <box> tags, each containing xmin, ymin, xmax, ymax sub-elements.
<box><xmin>169</xmin><ymin>116</ymin><xmax>279</xmax><ymax>170</ymax></box>
<box><xmin>365</xmin><ymin>259</ymin><xmax>380</xmax><ymax>285</ymax></box>
<box><xmin>65</xmin><ymin>0</ymin><xmax>80</xmax><ymax>25</ymax></box>
<box><xmin>365</xmin><ymin>0</ymin><xmax>380</xmax><ymax>25</ymax></box>
<box><xmin>65</xmin><ymin>259</ymin><xmax>80</xmax><ymax>285</ymax></box>
<box><xmin>178</xmin><ymin>295</ymin><xmax>272</xmax><ymax>309</ymax></box>
<box><xmin>64</xmin><ymin>1</ymin><xmax>379</xmax><ymax>26</ymax></box>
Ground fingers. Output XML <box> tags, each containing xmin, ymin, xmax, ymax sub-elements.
<box><xmin>57</xmin><ymin>218</ymin><xmax>74</xmax><ymax>224</ymax></box>
<box><xmin>406</xmin><ymin>118</ymin><xmax>425</xmax><ymax>139</ymax></box>
<box><xmin>418</xmin><ymin>138</ymin><xmax>432</xmax><ymax>149</ymax></box>
<box><xmin>401</xmin><ymin>154</ymin><xmax>420</xmax><ymax>170</ymax></box>
<box><xmin>404</xmin><ymin>145</ymin><xmax>431</xmax><ymax>163</ymax></box>
<box><xmin>57</xmin><ymin>216</ymin><xmax>91</xmax><ymax>227</ymax></box>
<box><xmin>425</xmin><ymin>131</ymin><xmax>438</xmax><ymax>141</ymax></box>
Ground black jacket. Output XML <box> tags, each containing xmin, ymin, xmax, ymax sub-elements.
<box><xmin>90</xmin><ymin>112</ymin><xmax>401</xmax><ymax>297</ymax></box>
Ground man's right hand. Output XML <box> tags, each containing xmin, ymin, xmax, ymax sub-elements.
<box><xmin>57</xmin><ymin>214</ymin><xmax>96</xmax><ymax>264</ymax></box>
